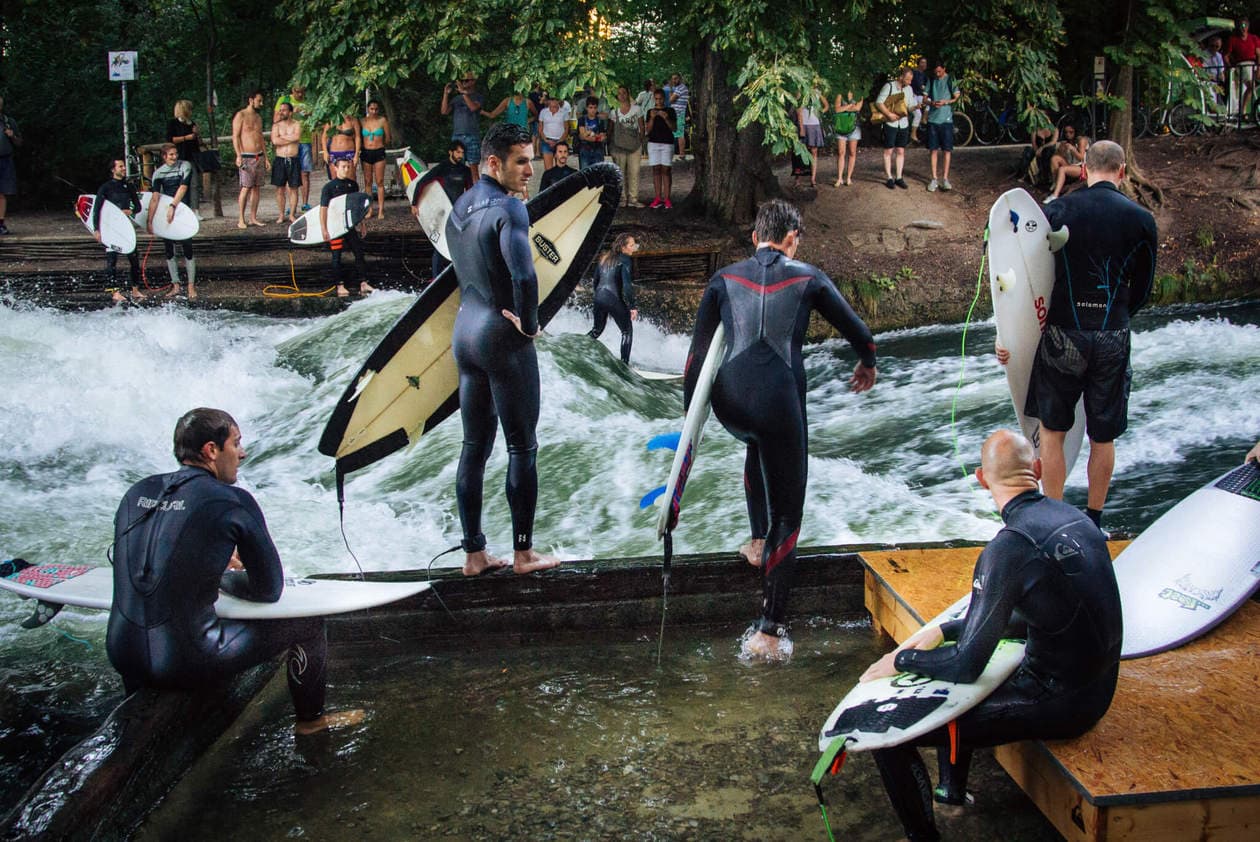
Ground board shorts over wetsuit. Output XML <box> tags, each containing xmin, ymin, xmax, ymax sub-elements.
<box><xmin>1028</xmin><ymin>181</ymin><xmax>1156</xmax><ymax>443</ymax></box>
<box><xmin>587</xmin><ymin>254</ymin><xmax>635</xmax><ymax>364</ymax></box>
<box><xmin>874</xmin><ymin>491</ymin><xmax>1121</xmax><ymax>842</ymax></box>
<box><xmin>106</xmin><ymin>466</ymin><xmax>328</xmax><ymax>722</ymax></box>
<box><xmin>446</xmin><ymin>175</ymin><xmax>541</xmax><ymax>553</ymax></box>
<box><xmin>685</xmin><ymin>246</ymin><xmax>877</xmax><ymax>636</ymax></box>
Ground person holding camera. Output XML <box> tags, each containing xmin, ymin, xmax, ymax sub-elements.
<box><xmin>442</xmin><ymin>73</ymin><xmax>486</xmax><ymax>183</ymax></box>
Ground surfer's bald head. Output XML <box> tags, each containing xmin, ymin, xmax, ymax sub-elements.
<box><xmin>978</xmin><ymin>430</ymin><xmax>1039</xmax><ymax>491</ymax></box>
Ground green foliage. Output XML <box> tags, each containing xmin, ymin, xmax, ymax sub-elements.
<box><xmin>1194</xmin><ymin>224</ymin><xmax>1215</xmax><ymax>250</ymax></box>
<box><xmin>1153</xmin><ymin>256</ymin><xmax>1231</xmax><ymax>303</ymax></box>
<box><xmin>852</xmin><ymin>271</ymin><xmax>898</xmax><ymax>316</ymax></box>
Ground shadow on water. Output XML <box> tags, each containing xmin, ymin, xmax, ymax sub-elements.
<box><xmin>137</xmin><ymin>621</ymin><xmax>1060</xmax><ymax>842</ymax></box>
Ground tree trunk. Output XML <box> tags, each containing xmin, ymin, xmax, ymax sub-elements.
<box><xmin>1110</xmin><ymin>62</ymin><xmax>1162</xmax><ymax>207</ymax></box>
<box><xmin>201</xmin><ymin>0</ymin><xmax>224</xmax><ymax>217</ymax></box>
<box><xmin>688</xmin><ymin>42</ymin><xmax>780</xmax><ymax>225</ymax></box>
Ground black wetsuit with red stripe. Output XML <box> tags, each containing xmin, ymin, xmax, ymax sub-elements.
<box><xmin>684</xmin><ymin>246</ymin><xmax>876</xmax><ymax>634</ymax></box>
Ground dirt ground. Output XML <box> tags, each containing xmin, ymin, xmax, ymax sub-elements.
<box><xmin>2</xmin><ymin>133</ymin><xmax>1257</xmax><ymax>328</ymax></box>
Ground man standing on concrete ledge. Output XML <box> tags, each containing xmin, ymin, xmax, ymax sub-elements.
<box><xmin>860</xmin><ymin>429</ymin><xmax>1120</xmax><ymax>842</ymax></box>
<box><xmin>1001</xmin><ymin>140</ymin><xmax>1157</xmax><ymax>530</ymax></box>
<box><xmin>685</xmin><ymin>198</ymin><xmax>877</xmax><ymax>661</ymax></box>
<box><xmin>107</xmin><ymin>408</ymin><xmax>364</xmax><ymax>736</ymax></box>
<box><xmin>446</xmin><ymin>122</ymin><xmax>561</xmax><ymax>577</ymax></box>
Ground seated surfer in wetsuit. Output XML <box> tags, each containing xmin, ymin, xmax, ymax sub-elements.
<box><xmin>106</xmin><ymin>407</ymin><xmax>363</xmax><ymax>736</ymax></box>
<box><xmin>586</xmin><ymin>233</ymin><xmax>640</xmax><ymax>364</ymax></box>
<box><xmin>685</xmin><ymin>198</ymin><xmax>878</xmax><ymax>660</ymax></box>
<box><xmin>859</xmin><ymin>429</ymin><xmax>1121</xmax><ymax>842</ymax></box>
<box><xmin>445</xmin><ymin>122</ymin><xmax>561</xmax><ymax>577</ymax></box>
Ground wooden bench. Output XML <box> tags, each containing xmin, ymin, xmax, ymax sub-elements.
<box><xmin>858</xmin><ymin>544</ymin><xmax>1260</xmax><ymax>841</ymax></box>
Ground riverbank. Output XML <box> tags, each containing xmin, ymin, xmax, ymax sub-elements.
<box><xmin>1</xmin><ymin>134</ymin><xmax>1256</xmax><ymax>330</ymax></box>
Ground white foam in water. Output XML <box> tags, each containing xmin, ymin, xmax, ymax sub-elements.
<box><xmin>1</xmin><ymin>301</ymin><xmax>1258</xmax><ymax>601</ymax></box>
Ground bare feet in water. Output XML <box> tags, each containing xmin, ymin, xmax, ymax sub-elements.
<box><xmin>294</xmin><ymin>708</ymin><xmax>366</xmax><ymax>736</ymax></box>
<box><xmin>739</xmin><ymin>538</ymin><xmax>765</xmax><ymax>567</ymax></box>
<box><xmin>166</xmin><ymin>284</ymin><xmax>181</xmax><ymax>298</ymax></box>
<box><xmin>513</xmin><ymin>549</ymin><xmax>561</xmax><ymax>574</ymax></box>
<box><xmin>463</xmin><ymin>550</ymin><xmax>510</xmax><ymax>576</ymax></box>
<box><xmin>187</xmin><ymin>283</ymin><xmax>197</xmax><ymax>301</ymax></box>
<box><xmin>359</xmin><ymin>281</ymin><xmax>375</xmax><ymax>295</ymax></box>
<box><xmin>741</xmin><ymin>629</ymin><xmax>793</xmax><ymax>661</ymax></box>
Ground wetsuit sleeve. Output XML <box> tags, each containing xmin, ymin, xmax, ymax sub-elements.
<box><xmin>126</xmin><ymin>183</ymin><xmax>142</xmax><ymax>216</ymax></box>
<box><xmin>894</xmin><ymin>531</ymin><xmax>1027</xmax><ymax>683</ymax></box>
<box><xmin>683</xmin><ymin>280</ymin><xmax>722</xmax><ymax>410</ymax></box>
<box><xmin>1125</xmin><ymin>213</ymin><xmax>1158</xmax><ymax>316</ymax></box>
<box><xmin>812</xmin><ymin>271</ymin><xmax>877</xmax><ymax>368</ymax></box>
<box><xmin>501</xmin><ymin>200</ymin><xmax>539</xmax><ymax>335</ymax></box>
<box><xmin>620</xmin><ymin>259</ymin><xmax>635</xmax><ymax>309</ymax></box>
<box><xmin>218</xmin><ymin>491</ymin><xmax>284</xmax><ymax>602</ymax></box>
<box><xmin>92</xmin><ymin>185</ymin><xmax>108</xmax><ymax>231</ymax></box>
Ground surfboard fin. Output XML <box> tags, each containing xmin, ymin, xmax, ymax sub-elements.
<box><xmin>995</xmin><ymin>269</ymin><xmax>1016</xmax><ymax>293</ymax></box>
<box><xmin>21</xmin><ymin>600</ymin><xmax>64</xmax><ymax>629</ymax></box>
<box><xmin>1046</xmin><ymin>225</ymin><xmax>1069</xmax><ymax>253</ymax></box>
<box><xmin>639</xmin><ymin>486</ymin><xmax>666</xmax><ymax>510</ymax></box>
<box><xmin>646</xmin><ymin>432</ymin><xmax>681</xmax><ymax>452</ymax></box>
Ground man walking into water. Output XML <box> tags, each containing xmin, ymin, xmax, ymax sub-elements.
<box><xmin>445</xmin><ymin>122</ymin><xmax>560</xmax><ymax>577</ymax></box>
<box><xmin>685</xmin><ymin>199</ymin><xmax>877</xmax><ymax>659</ymax></box>
<box><xmin>859</xmin><ymin>429</ymin><xmax>1120</xmax><ymax>842</ymax></box>
<box><xmin>1000</xmin><ymin>140</ymin><xmax>1156</xmax><ymax>529</ymax></box>
<box><xmin>231</xmin><ymin>90</ymin><xmax>268</xmax><ymax>229</ymax></box>
<box><xmin>107</xmin><ymin>408</ymin><xmax>364</xmax><ymax>735</ymax></box>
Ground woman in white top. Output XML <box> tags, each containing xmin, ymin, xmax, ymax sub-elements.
<box><xmin>537</xmin><ymin>96</ymin><xmax>569</xmax><ymax>171</ymax></box>
<box><xmin>875</xmin><ymin>67</ymin><xmax>920</xmax><ymax>190</ymax></box>
<box><xmin>796</xmin><ymin>93</ymin><xmax>828</xmax><ymax>188</ymax></box>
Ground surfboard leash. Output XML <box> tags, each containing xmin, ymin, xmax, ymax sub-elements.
<box><xmin>655</xmin><ymin>530</ymin><xmax>673</xmax><ymax>666</ymax></box>
<box><xmin>810</xmin><ymin>736</ymin><xmax>848</xmax><ymax>842</ymax></box>
<box><xmin>949</xmin><ymin>226</ymin><xmax>990</xmax><ymax>482</ymax></box>
<box><xmin>262</xmin><ymin>251</ymin><xmax>336</xmax><ymax>299</ymax></box>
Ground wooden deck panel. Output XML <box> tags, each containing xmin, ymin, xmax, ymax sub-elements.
<box><xmin>858</xmin><ymin>543</ymin><xmax>1260</xmax><ymax>840</ymax></box>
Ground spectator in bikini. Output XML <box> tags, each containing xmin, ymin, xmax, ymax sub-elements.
<box><xmin>270</xmin><ymin>102</ymin><xmax>302</xmax><ymax>224</ymax></box>
<box><xmin>360</xmin><ymin>99</ymin><xmax>391</xmax><ymax>219</ymax></box>
<box><xmin>832</xmin><ymin>88</ymin><xmax>862</xmax><ymax>187</ymax></box>
<box><xmin>321</xmin><ymin>109</ymin><xmax>360</xmax><ymax>181</ymax></box>
<box><xmin>231</xmin><ymin>90</ymin><xmax>268</xmax><ymax>228</ymax></box>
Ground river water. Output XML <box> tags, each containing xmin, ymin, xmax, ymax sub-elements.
<box><xmin>1</xmin><ymin>296</ymin><xmax>1258</xmax><ymax>819</ymax></box>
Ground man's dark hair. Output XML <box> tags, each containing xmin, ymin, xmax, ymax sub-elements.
<box><xmin>174</xmin><ymin>408</ymin><xmax>238</xmax><ymax>464</ymax></box>
<box><xmin>753</xmin><ymin>199</ymin><xmax>804</xmax><ymax>243</ymax></box>
<box><xmin>246</xmin><ymin>89</ymin><xmax>262</xmax><ymax>103</ymax></box>
<box><xmin>482</xmin><ymin>122</ymin><xmax>533</xmax><ymax>163</ymax></box>
<box><xmin>585</xmin><ymin>96</ymin><xmax>599</xmax><ymax>107</ymax></box>
<box><xmin>448</xmin><ymin>139</ymin><xmax>466</xmax><ymax>153</ymax></box>
<box><xmin>553</xmin><ymin>140</ymin><xmax>570</xmax><ymax>153</ymax></box>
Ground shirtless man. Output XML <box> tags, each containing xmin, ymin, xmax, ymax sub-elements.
<box><xmin>270</xmin><ymin>102</ymin><xmax>302</xmax><ymax>223</ymax></box>
<box><xmin>231</xmin><ymin>90</ymin><xmax>268</xmax><ymax>229</ymax></box>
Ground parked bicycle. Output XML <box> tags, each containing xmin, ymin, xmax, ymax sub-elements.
<box><xmin>969</xmin><ymin>97</ymin><xmax>1028</xmax><ymax>145</ymax></box>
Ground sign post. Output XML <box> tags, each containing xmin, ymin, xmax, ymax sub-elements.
<box><xmin>108</xmin><ymin>51</ymin><xmax>138</xmax><ymax>177</ymax></box>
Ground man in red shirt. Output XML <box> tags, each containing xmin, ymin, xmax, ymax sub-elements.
<box><xmin>1224</xmin><ymin>17</ymin><xmax>1260</xmax><ymax>117</ymax></box>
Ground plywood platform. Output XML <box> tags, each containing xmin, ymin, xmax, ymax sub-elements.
<box><xmin>860</xmin><ymin>544</ymin><xmax>1260</xmax><ymax>841</ymax></box>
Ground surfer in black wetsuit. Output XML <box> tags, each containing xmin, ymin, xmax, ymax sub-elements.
<box><xmin>320</xmin><ymin>156</ymin><xmax>375</xmax><ymax>298</ymax></box>
<box><xmin>93</xmin><ymin>159</ymin><xmax>143</xmax><ymax>304</ymax></box>
<box><xmin>998</xmin><ymin>140</ymin><xmax>1156</xmax><ymax>529</ymax></box>
<box><xmin>446</xmin><ymin>122</ymin><xmax>560</xmax><ymax>576</ymax></box>
<box><xmin>412</xmin><ymin>139</ymin><xmax>474</xmax><ymax>279</ymax></box>
<box><xmin>859</xmin><ymin>429</ymin><xmax>1121</xmax><ymax>842</ymax></box>
<box><xmin>684</xmin><ymin>199</ymin><xmax>877</xmax><ymax>659</ymax></box>
<box><xmin>106</xmin><ymin>408</ymin><xmax>364</xmax><ymax>735</ymax></box>
<box><xmin>586</xmin><ymin>233</ymin><xmax>639</xmax><ymax>364</ymax></box>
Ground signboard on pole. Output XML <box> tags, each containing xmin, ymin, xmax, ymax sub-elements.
<box><xmin>108</xmin><ymin>51</ymin><xmax>138</xmax><ymax>82</ymax></box>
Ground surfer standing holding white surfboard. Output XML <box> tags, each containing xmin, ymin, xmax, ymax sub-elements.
<box><xmin>446</xmin><ymin>123</ymin><xmax>561</xmax><ymax>577</ymax></box>
<box><xmin>92</xmin><ymin>159</ymin><xmax>143</xmax><ymax>303</ymax></box>
<box><xmin>685</xmin><ymin>199</ymin><xmax>877</xmax><ymax>660</ymax></box>
<box><xmin>860</xmin><ymin>430</ymin><xmax>1121</xmax><ymax>841</ymax></box>
<box><xmin>998</xmin><ymin>141</ymin><xmax>1157</xmax><ymax>529</ymax></box>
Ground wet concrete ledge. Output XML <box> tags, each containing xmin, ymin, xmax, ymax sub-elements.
<box><xmin>0</xmin><ymin>541</ymin><xmax>977</xmax><ymax>841</ymax></box>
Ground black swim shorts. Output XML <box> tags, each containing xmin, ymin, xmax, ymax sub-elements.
<box><xmin>1027</xmin><ymin>324</ymin><xmax>1132</xmax><ymax>443</ymax></box>
<box><xmin>271</xmin><ymin>155</ymin><xmax>302</xmax><ymax>188</ymax></box>
<box><xmin>360</xmin><ymin>147</ymin><xmax>386</xmax><ymax>165</ymax></box>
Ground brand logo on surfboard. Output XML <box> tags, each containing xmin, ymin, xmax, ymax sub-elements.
<box><xmin>1173</xmin><ymin>574</ymin><xmax>1222</xmax><ymax>603</ymax></box>
<box><xmin>1157</xmin><ymin>588</ymin><xmax>1212</xmax><ymax>612</ymax></box>
<box><xmin>1024</xmin><ymin>220</ymin><xmax>1039</xmax><ymax>233</ymax></box>
<box><xmin>532</xmin><ymin>232</ymin><xmax>562</xmax><ymax>265</ymax></box>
